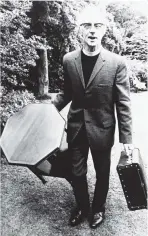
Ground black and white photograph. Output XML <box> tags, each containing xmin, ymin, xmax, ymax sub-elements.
<box><xmin>0</xmin><ymin>0</ymin><xmax>148</xmax><ymax>235</ymax></box>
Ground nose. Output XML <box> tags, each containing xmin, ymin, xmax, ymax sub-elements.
<box><xmin>89</xmin><ymin>24</ymin><xmax>96</xmax><ymax>33</ymax></box>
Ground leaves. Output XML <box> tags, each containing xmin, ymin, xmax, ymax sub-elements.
<box><xmin>106</xmin><ymin>2</ymin><xmax>148</xmax><ymax>56</ymax></box>
<box><xmin>0</xmin><ymin>88</ymin><xmax>37</xmax><ymax>130</ymax></box>
<box><xmin>1</xmin><ymin>0</ymin><xmax>49</xmax><ymax>91</ymax></box>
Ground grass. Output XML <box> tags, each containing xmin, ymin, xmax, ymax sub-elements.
<box><xmin>1</xmin><ymin>92</ymin><xmax>148</xmax><ymax>236</ymax></box>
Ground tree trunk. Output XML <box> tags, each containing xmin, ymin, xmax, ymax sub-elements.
<box><xmin>112</xmin><ymin>44</ymin><xmax>115</xmax><ymax>52</ymax></box>
<box><xmin>37</xmin><ymin>47</ymin><xmax>49</xmax><ymax>97</ymax></box>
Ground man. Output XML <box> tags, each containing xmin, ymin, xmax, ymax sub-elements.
<box><xmin>53</xmin><ymin>5</ymin><xmax>133</xmax><ymax>228</ymax></box>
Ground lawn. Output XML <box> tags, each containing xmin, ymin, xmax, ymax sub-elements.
<box><xmin>1</xmin><ymin>92</ymin><xmax>148</xmax><ymax>236</ymax></box>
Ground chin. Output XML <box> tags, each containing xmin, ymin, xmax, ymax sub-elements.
<box><xmin>89</xmin><ymin>43</ymin><xmax>97</xmax><ymax>47</ymax></box>
<box><xmin>88</xmin><ymin>43</ymin><xmax>98</xmax><ymax>48</ymax></box>
<box><xmin>87</xmin><ymin>40</ymin><xmax>100</xmax><ymax>47</ymax></box>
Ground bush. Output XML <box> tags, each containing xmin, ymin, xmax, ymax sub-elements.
<box><xmin>127</xmin><ymin>59</ymin><xmax>148</xmax><ymax>87</ymax></box>
<box><xmin>0</xmin><ymin>0</ymin><xmax>48</xmax><ymax>93</ymax></box>
<box><xmin>0</xmin><ymin>88</ymin><xmax>37</xmax><ymax>132</ymax></box>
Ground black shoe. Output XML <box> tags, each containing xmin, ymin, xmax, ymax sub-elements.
<box><xmin>90</xmin><ymin>212</ymin><xmax>105</xmax><ymax>229</ymax></box>
<box><xmin>69</xmin><ymin>209</ymin><xmax>88</xmax><ymax>227</ymax></box>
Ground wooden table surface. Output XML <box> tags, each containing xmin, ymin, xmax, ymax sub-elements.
<box><xmin>0</xmin><ymin>103</ymin><xmax>66</xmax><ymax>166</ymax></box>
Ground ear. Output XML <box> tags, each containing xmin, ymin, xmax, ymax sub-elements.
<box><xmin>76</xmin><ymin>26</ymin><xmax>84</xmax><ymax>43</ymax></box>
<box><xmin>102</xmin><ymin>25</ymin><xmax>107</xmax><ymax>36</ymax></box>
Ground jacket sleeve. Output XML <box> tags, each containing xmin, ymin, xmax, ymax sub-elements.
<box><xmin>115</xmin><ymin>59</ymin><xmax>132</xmax><ymax>144</ymax></box>
<box><xmin>52</xmin><ymin>55</ymin><xmax>72</xmax><ymax>111</ymax></box>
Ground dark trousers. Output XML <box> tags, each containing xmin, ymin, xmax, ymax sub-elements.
<box><xmin>68</xmin><ymin>125</ymin><xmax>111</xmax><ymax>214</ymax></box>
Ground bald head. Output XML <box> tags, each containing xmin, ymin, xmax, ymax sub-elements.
<box><xmin>77</xmin><ymin>5</ymin><xmax>107</xmax><ymax>26</ymax></box>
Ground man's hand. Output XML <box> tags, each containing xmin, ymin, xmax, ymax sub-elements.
<box><xmin>122</xmin><ymin>143</ymin><xmax>134</xmax><ymax>156</ymax></box>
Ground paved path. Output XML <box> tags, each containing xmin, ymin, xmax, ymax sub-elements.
<box><xmin>131</xmin><ymin>92</ymin><xmax>148</xmax><ymax>166</ymax></box>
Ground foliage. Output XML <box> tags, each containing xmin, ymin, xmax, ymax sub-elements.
<box><xmin>0</xmin><ymin>0</ymin><xmax>47</xmax><ymax>92</ymax></box>
<box><xmin>0</xmin><ymin>88</ymin><xmax>37</xmax><ymax>131</ymax></box>
<box><xmin>125</xmin><ymin>24</ymin><xmax>148</xmax><ymax>61</ymax></box>
<box><xmin>106</xmin><ymin>1</ymin><xmax>148</xmax><ymax>88</ymax></box>
<box><xmin>102</xmin><ymin>11</ymin><xmax>125</xmax><ymax>54</ymax></box>
<box><xmin>107</xmin><ymin>1</ymin><xmax>147</xmax><ymax>38</ymax></box>
<box><xmin>106</xmin><ymin>2</ymin><xmax>148</xmax><ymax>58</ymax></box>
<box><xmin>29</xmin><ymin>0</ymin><xmax>88</xmax><ymax>91</ymax></box>
<box><xmin>127</xmin><ymin>59</ymin><xmax>148</xmax><ymax>86</ymax></box>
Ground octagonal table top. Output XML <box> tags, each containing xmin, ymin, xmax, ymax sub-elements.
<box><xmin>0</xmin><ymin>103</ymin><xmax>66</xmax><ymax>166</ymax></box>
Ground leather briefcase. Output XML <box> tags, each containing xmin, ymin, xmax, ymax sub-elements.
<box><xmin>117</xmin><ymin>148</ymin><xmax>147</xmax><ymax>210</ymax></box>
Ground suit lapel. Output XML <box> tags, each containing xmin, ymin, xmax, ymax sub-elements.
<box><xmin>74</xmin><ymin>48</ymin><xmax>106</xmax><ymax>89</ymax></box>
<box><xmin>74</xmin><ymin>49</ymin><xmax>85</xmax><ymax>88</ymax></box>
<box><xmin>86</xmin><ymin>48</ymin><xmax>106</xmax><ymax>89</ymax></box>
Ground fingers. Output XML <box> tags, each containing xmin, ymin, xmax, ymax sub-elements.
<box><xmin>123</xmin><ymin>144</ymin><xmax>134</xmax><ymax>156</ymax></box>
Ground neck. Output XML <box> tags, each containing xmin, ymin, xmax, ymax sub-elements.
<box><xmin>82</xmin><ymin>45</ymin><xmax>101</xmax><ymax>56</ymax></box>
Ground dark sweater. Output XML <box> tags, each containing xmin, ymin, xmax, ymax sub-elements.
<box><xmin>81</xmin><ymin>50</ymin><xmax>99</xmax><ymax>86</ymax></box>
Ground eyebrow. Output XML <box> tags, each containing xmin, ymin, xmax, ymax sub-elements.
<box><xmin>81</xmin><ymin>23</ymin><xmax>103</xmax><ymax>25</ymax></box>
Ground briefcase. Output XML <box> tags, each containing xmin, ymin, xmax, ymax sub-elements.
<box><xmin>117</xmin><ymin>148</ymin><xmax>147</xmax><ymax>211</ymax></box>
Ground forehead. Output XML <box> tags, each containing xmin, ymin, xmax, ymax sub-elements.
<box><xmin>78</xmin><ymin>6</ymin><xmax>106</xmax><ymax>25</ymax></box>
<box><xmin>81</xmin><ymin>17</ymin><xmax>105</xmax><ymax>25</ymax></box>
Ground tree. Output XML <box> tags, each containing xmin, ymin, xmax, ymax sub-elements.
<box><xmin>125</xmin><ymin>24</ymin><xmax>148</xmax><ymax>61</ymax></box>
<box><xmin>0</xmin><ymin>0</ymin><xmax>42</xmax><ymax>130</ymax></box>
<box><xmin>0</xmin><ymin>0</ymin><xmax>46</xmax><ymax>92</ymax></box>
<box><xmin>29</xmin><ymin>0</ymin><xmax>88</xmax><ymax>91</ymax></box>
<box><xmin>106</xmin><ymin>2</ymin><xmax>147</xmax><ymax>56</ymax></box>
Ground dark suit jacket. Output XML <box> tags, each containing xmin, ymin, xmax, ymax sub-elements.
<box><xmin>53</xmin><ymin>47</ymin><xmax>132</xmax><ymax>150</ymax></box>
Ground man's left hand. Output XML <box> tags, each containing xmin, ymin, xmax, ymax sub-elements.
<box><xmin>123</xmin><ymin>143</ymin><xmax>134</xmax><ymax>156</ymax></box>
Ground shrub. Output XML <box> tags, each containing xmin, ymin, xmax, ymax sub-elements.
<box><xmin>127</xmin><ymin>59</ymin><xmax>148</xmax><ymax>87</ymax></box>
<box><xmin>0</xmin><ymin>88</ymin><xmax>37</xmax><ymax>132</ymax></box>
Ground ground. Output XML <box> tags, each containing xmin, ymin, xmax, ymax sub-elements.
<box><xmin>1</xmin><ymin>91</ymin><xmax>148</xmax><ymax>236</ymax></box>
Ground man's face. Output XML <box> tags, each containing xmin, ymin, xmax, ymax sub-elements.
<box><xmin>79</xmin><ymin>19</ymin><xmax>106</xmax><ymax>49</ymax></box>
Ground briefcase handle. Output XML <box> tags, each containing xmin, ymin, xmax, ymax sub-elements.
<box><xmin>123</xmin><ymin>147</ymin><xmax>140</xmax><ymax>164</ymax></box>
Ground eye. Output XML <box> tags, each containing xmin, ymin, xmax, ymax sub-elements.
<box><xmin>82</xmin><ymin>23</ymin><xmax>91</xmax><ymax>29</ymax></box>
<box><xmin>95</xmin><ymin>23</ymin><xmax>103</xmax><ymax>28</ymax></box>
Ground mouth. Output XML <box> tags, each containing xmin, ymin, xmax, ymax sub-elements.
<box><xmin>88</xmin><ymin>36</ymin><xmax>97</xmax><ymax>40</ymax></box>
